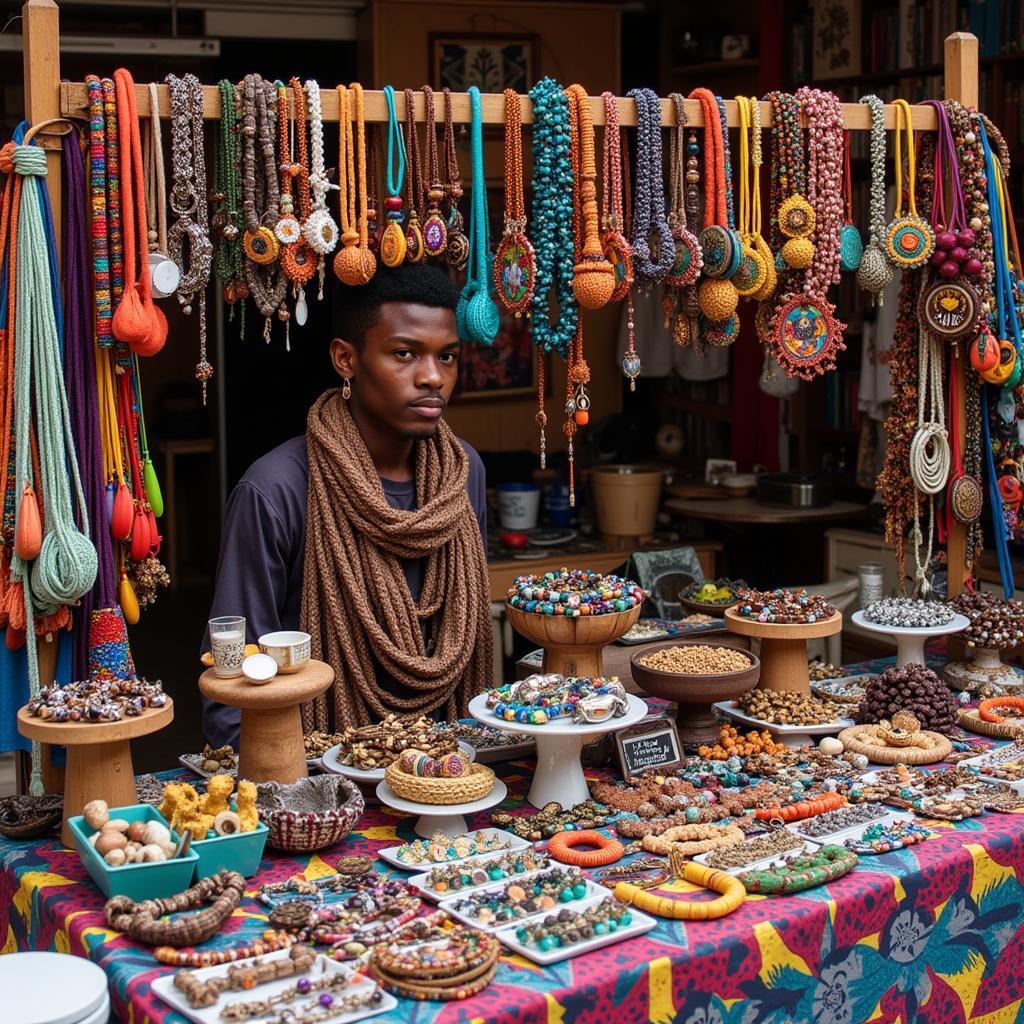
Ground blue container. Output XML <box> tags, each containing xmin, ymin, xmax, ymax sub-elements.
<box><xmin>67</xmin><ymin>804</ymin><xmax>199</xmax><ymax>900</ymax></box>
<box><xmin>192</xmin><ymin>816</ymin><xmax>269</xmax><ymax>879</ymax></box>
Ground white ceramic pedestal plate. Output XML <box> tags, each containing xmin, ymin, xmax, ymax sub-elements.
<box><xmin>943</xmin><ymin>647</ymin><xmax>1024</xmax><ymax>693</ymax></box>
<box><xmin>467</xmin><ymin>692</ymin><xmax>649</xmax><ymax>808</ymax></box>
<box><xmin>850</xmin><ymin>610</ymin><xmax>969</xmax><ymax>668</ymax></box>
<box><xmin>375</xmin><ymin>778</ymin><xmax>509</xmax><ymax>838</ymax></box>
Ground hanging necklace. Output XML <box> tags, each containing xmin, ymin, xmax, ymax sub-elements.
<box><xmin>166</xmin><ymin>73</ymin><xmax>213</xmax><ymax>397</ymax></box>
<box><xmin>333</xmin><ymin>83</ymin><xmax>377</xmax><ymax>286</ymax></box>
<box><xmin>85</xmin><ymin>76</ymin><xmax>114</xmax><ymax>349</ymax></box>
<box><xmin>380</xmin><ymin>85</ymin><xmax>408</xmax><ymax>268</ymax></box>
<box><xmin>144</xmin><ymin>81</ymin><xmax>179</xmax><ymax>299</ymax></box>
<box><xmin>766</xmin><ymin>91</ymin><xmax>814</xmax><ymax>272</ymax></box>
<box><xmin>102</xmin><ymin>76</ymin><xmax>125</xmax><ymax>314</ymax></box>
<box><xmin>665</xmin><ymin>93</ymin><xmax>702</xmax><ymax>290</ymax></box>
<box><xmin>493</xmin><ymin>88</ymin><xmax>534</xmax><ymax>317</ymax></box>
<box><xmin>566</xmin><ymin>84</ymin><xmax>615</xmax><ymax>309</ymax></box>
<box><xmin>366</xmin><ymin>123</ymin><xmax>381</xmax><ymax>258</ymax></box>
<box><xmin>748</xmin><ymin>97</ymin><xmax>776</xmax><ymax>301</ymax></box>
<box><xmin>211</xmin><ymin>79</ymin><xmax>246</xmax><ymax>329</ymax></box>
<box><xmin>301</xmin><ymin>79</ymin><xmax>339</xmax><ymax>289</ymax></box>
<box><xmin>600</xmin><ymin>91</ymin><xmax>633</xmax><ymax>301</ymax></box>
<box><xmin>629</xmin><ymin>87</ymin><xmax>674</xmax><ymax>287</ymax></box>
<box><xmin>241</xmin><ymin>74</ymin><xmax>288</xmax><ymax>339</ymax></box>
<box><xmin>402</xmin><ymin>88</ymin><xmax>425</xmax><ymax>263</ymax></box>
<box><xmin>856</xmin><ymin>95</ymin><xmax>894</xmax><ymax>302</ymax></box>
<box><xmin>767</xmin><ymin>87</ymin><xmax>846</xmax><ymax>381</ymax></box>
<box><xmin>441</xmin><ymin>88</ymin><xmax>468</xmax><ymax>271</ymax></box>
<box><xmin>421</xmin><ymin>86</ymin><xmax>448</xmax><ymax>258</ymax></box>
<box><xmin>884</xmin><ymin>98</ymin><xmax>935</xmax><ymax>269</ymax></box>
<box><xmin>529</xmin><ymin>77</ymin><xmax>577</xmax><ymax>356</ymax></box>
<box><xmin>839</xmin><ymin>132</ymin><xmax>863</xmax><ymax>272</ymax></box>
<box><xmin>455</xmin><ymin>84</ymin><xmax>499</xmax><ymax>346</ymax></box>
<box><xmin>732</xmin><ymin>95</ymin><xmax>769</xmax><ymax>298</ymax></box>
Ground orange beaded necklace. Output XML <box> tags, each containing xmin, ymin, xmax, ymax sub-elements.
<box><xmin>278</xmin><ymin>79</ymin><xmax>317</xmax><ymax>308</ymax></box>
<box><xmin>333</xmin><ymin>84</ymin><xmax>377</xmax><ymax>286</ymax></box>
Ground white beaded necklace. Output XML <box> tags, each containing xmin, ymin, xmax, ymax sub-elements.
<box><xmin>302</xmin><ymin>79</ymin><xmax>339</xmax><ymax>296</ymax></box>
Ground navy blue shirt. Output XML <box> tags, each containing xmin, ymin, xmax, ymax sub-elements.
<box><xmin>204</xmin><ymin>434</ymin><xmax>487</xmax><ymax>746</ymax></box>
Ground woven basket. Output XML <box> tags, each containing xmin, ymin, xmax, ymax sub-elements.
<box><xmin>957</xmin><ymin>709</ymin><xmax>1024</xmax><ymax>739</ymax></box>
<box><xmin>0</xmin><ymin>795</ymin><xmax>62</xmax><ymax>839</ymax></box>
<box><xmin>384</xmin><ymin>760</ymin><xmax>495</xmax><ymax>805</ymax></box>
<box><xmin>256</xmin><ymin>774</ymin><xmax>364</xmax><ymax>852</ymax></box>
<box><xmin>837</xmin><ymin>725</ymin><xmax>952</xmax><ymax>765</ymax></box>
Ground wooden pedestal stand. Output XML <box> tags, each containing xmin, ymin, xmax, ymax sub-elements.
<box><xmin>17</xmin><ymin>700</ymin><xmax>174</xmax><ymax>847</ymax></box>
<box><xmin>724</xmin><ymin>608</ymin><xmax>843</xmax><ymax>696</ymax></box>
<box><xmin>505</xmin><ymin>604</ymin><xmax>642</xmax><ymax>678</ymax></box>
<box><xmin>199</xmin><ymin>661</ymin><xmax>333</xmax><ymax>784</ymax></box>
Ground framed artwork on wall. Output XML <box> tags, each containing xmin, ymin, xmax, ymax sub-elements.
<box><xmin>455</xmin><ymin>309</ymin><xmax>539</xmax><ymax>400</ymax></box>
<box><xmin>430</xmin><ymin>32</ymin><xmax>538</xmax><ymax>93</ymax></box>
<box><xmin>811</xmin><ymin>0</ymin><xmax>862</xmax><ymax>79</ymax></box>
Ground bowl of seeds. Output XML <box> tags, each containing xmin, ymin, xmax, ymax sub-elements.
<box><xmin>631</xmin><ymin>640</ymin><xmax>760</xmax><ymax>745</ymax></box>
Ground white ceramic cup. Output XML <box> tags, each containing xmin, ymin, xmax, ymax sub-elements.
<box><xmin>258</xmin><ymin>630</ymin><xmax>311</xmax><ymax>674</ymax></box>
<box><xmin>209</xmin><ymin>616</ymin><xmax>246</xmax><ymax>678</ymax></box>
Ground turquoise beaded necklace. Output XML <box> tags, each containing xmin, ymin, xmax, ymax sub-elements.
<box><xmin>455</xmin><ymin>85</ymin><xmax>499</xmax><ymax>346</ymax></box>
<box><xmin>380</xmin><ymin>85</ymin><xmax>408</xmax><ymax>267</ymax></box>
<box><xmin>528</xmin><ymin>78</ymin><xmax>577</xmax><ymax>357</ymax></box>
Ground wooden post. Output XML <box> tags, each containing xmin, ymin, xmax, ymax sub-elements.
<box><xmin>944</xmin><ymin>32</ymin><xmax>979</xmax><ymax>598</ymax></box>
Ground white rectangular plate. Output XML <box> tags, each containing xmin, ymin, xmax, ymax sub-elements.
<box><xmin>693</xmin><ymin>837</ymin><xmax>820</xmax><ymax>876</ymax></box>
<box><xmin>439</xmin><ymin>875</ymin><xmax>600</xmax><ymax>933</ymax></box>
<box><xmin>409</xmin><ymin>849</ymin><xmax>551</xmax><ymax>901</ymax></box>
<box><xmin>151</xmin><ymin>949</ymin><xmax>396</xmax><ymax>1024</ymax></box>
<box><xmin>377</xmin><ymin>827</ymin><xmax>530</xmax><ymax>871</ymax></box>
<box><xmin>960</xmin><ymin>748</ymin><xmax>1024</xmax><ymax>792</ymax></box>
<box><xmin>713</xmin><ymin>702</ymin><xmax>855</xmax><ymax>735</ymax></box>
<box><xmin>789</xmin><ymin>810</ymin><xmax>916</xmax><ymax>845</ymax></box>
<box><xmin>178</xmin><ymin>753</ymin><xmax>237</xmax><ymax>779</ymax></box>
<box><xmin>494</xmin><ymin>893</ymin><xmax>657</xmax><ymax>964</ymax></box>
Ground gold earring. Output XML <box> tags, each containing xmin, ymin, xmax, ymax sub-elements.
<box><xmin>342</xmin><ymin>378</ymin><xmax>352</xmax><ymax>400</ymax></box>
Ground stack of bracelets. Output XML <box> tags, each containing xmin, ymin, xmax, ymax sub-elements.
<box><xmin>733</xmin><ymin>588</ymin><xmax>836</xmax><ymax>625</ymax></box>
<box><xmin>26</xmin><ymin>678</ymin><xmax>167</xmax><ymax>722</ymax></box>
<box><xmin>737</xmin><ymin>845</ymin><xmax>859</xmax><ymax>895</ymax></box>
<box><xmin>845</xmin><ymin>819</ymin><xmax>933</xmax><ymax>854</ymax></box>
<box><xmin>484</xmin><ymin>675</ymin><xmax>628</xmax><ymax>724</ymax></box>
<box><xmin>506</xmin><ymin>569</ymin><xmax>645</xmax><ymax>616</ymax></box>
<box><xmin>368</xmin><ymin>917</ymin><xmax>501</xmax><ymax>1001</ymax></box>
<box><xmin>512</xmin><ymin>897</ymin><xmax>634</xmax><ymax>951</ymax></box>
<box><xmin>423</xmin><ymin>848</ymin><xmax>550</xmax><ymax>894</ymax></box>
<box><xmin>444</xmin><ymin>867</ymin><xmax>589</xmax><ymax>925</ymax></box>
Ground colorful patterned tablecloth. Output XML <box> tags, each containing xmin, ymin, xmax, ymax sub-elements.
<box><xmin>4</xmin><ymin>672</ymin><xmax>1024</xmax><ymax>1023</ymax></box>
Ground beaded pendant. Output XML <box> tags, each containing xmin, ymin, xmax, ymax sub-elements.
<box><xmin>702</xmin><ymin>312</ymin><xmax>740</xmax><ymax>349</ymax></box>
<box><xmin>602</xmin><ymin>231</ymin><xmax>634</xmax><ymax>301</ymax></box>
<box><xmin>949</xmin><ymin>473</ymin><xmax>984</xmax><ymax>525</ymax></box>
<box><xmin>405</xmin><ymin>214</ymin><xmax>425</xmax><ymax>264</ymax></box>
<box><xmin>243</xmin><ymin>226</ymin><xmax>279</xmax><ymax>265</ymax></box>
<box><xmin>970</xmin><ymin>329</ymin><xmax>1000</xmax><ymax>373</ymax></box>
<box><xmin>699</xmin><ymin>225</ymin><xmax>734</xmax><ymax>279</ymax></box>
<box><xmin>446</xmin><ymin>207</ymin><xmax>469</xmax><ymax>271</ymax></box>
<box><xmin>770</xmin><ymin>293</ymin><xmax>847</xmax><ymax>380</ymax></box>
<box><xmin>856</xmin><ymin>244</ymin><xmax>894</xmax><ymax>297</ymax></box>
<box><xmin>778</xmin><ymin>195</ymin><xmax>816</xmax><ymax>239</ymax></box>
<box><xmin>493</xmin><ymin>233</ymin><xmax>535</xmax><ymax>317</ymax></box>
<box><xmin>840</xmin><ymin>223</ymin><xmax>864</xmax><ymax>272</ymax></box>
<box><xmin>919</xmin><ymin>279</ymin><xmax>980</xmax><ymax>343</ymax></box>
<box><xmin>732</xmin><ymin>242</ymin><xmax>768</xmax><ymax>296</ymax></box>
<box><xmin>884</xmin><ymin>215</ymin><xmax>934</xmax><ymax>268</ymax></box>
<box><xmin>281</xmin><ymin>239</ymin><xmax>317</xmax><ymax>286</ymax></box>
<box><xmin>423</xmin><ymin>203</ymin><xmax>448</xmax><ymax>257</ymax></box>
<box><xmin>275</xmin><ymin>214</ymin><xmax>302</xmax><ymax>245</ymax></box>
<box><xmin>665</xmin><ymin>227</ymin><xmax>702</xmax><ymax>288</ymax></box>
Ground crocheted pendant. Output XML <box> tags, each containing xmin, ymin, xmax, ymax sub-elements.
<box><xmin>405</xmin><ymin>215</ymin><xmax>425</xmax><ymax>264</ymax></box>
<box><xmin>949</xmin><ymin>473</ymin><xmax>983</xmax><ymax>525</ymax></box>
<box><xmin>840</xmin><ymin>223</ymin><xmax>864</xmax><ymax>272</ymax></box>
<box><xmin>771</xmin><ymin>293</ymin><xmax>846</xmax><ymax>380</ymax></box>
<box><xmin>701</xmin><ymin>312</ymin><xmax>740</xmax><ymax>349</ymax></box>
<box><xmin>778</xmin><ymin>195</ymin><xmax>816</xmax><ymax>239</ymax></box>
<box><xmin>970</xmin><ymin>329</ymin><xmax>1000</xmax><ymax>373</ymax></box>
<box><xmin>752</xmin><ymin>237</ymin><xmax>777</xmax><ymax>301</ymax></box>
<box><xmin>275</xmin><ymin>215</ymin><xmax>302</xmax><ymax>245</ymax></box>
<box><xmin>665</xmin><ymin>227</ymin><xmax>702</xmax><ymax>288</ymax></box>
<box><xmin>243</xmin><ymin>226</ymin><xmax>279</xmax><ymax>265</ymax></box>
<box><xmin>919</xmin><ymin>279</ymin><xmax>980</xmax><ymax>344</ymax></box>
<box><xmin>380</xmin><ymin>220</ymin><xmax>407</xmax><ymax>268</ymax></box>
<box><xmin>856</xmin><ymin>243</ymin><xmax>895</xmax><ymax>298</ymax></box>
<box><xmin>303</xmin><ymin>208</ymin><xmax>339</xmax><ymax>255</ymax></box>
<box><xmin>423</xmin><ymin>211</ymin><xmax>448</xmax><ymax>257</ymax></box>
<box><xmin>732</xmin><ymin>242</ymin><xmax>768</xmax><ymax>297</ymax></box>
<box><xmin>602</xmin><ymin>230</ymin><xmax>634</xmax><ymax>301</ymax></box>
<box><xmin>698</xmin><ymin>278</ymin><xmax>739</xmax><ymax>321</ymax></box>
<box><xmin>281</xmin><ymin>240</ymin><xmax>317</xmax><ymax>286</ymax></box>
<box><xmin>493</xmin><ymin>233</ymin><xmax>535</xmax><ymax>317</ymax></box>
<box><xmin>782</xmin><ymin>237</ymin><xmax>814</xmax><ymax>269</ymax></box>
<box><xmin>446</xmin><ymin>209</ymin><xmax>469</xmax><ymax>271</ymax></box>
<box><xmin>698</xmin><ymin>225</ymin><xmax>734</xmax><ymax>279</ymax></box>
<box><xmin>884</xmin><ymin>215</ymin><xmax>935</xmax><ymax>268</ymax></box>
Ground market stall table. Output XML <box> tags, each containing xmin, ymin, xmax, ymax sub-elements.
<box><xmin>4</xmin><ymin>663</ymin><xmax>1024</xmax><ymax>1024</ymax></box>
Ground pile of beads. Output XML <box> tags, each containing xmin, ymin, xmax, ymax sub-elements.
<box><xmin>703</xmin><ymin>828</ymin><xmax>804</xmax><ymax>869</ymax></box>
<box><xmin>432</xmin><ymin>722</ymin><xmax>531</xmax><ymax>750</ymax></box>
<box><xmin>733</xmin><ymin>588</ymin><xmax>836</xmax><ymax>625</ymax></box>
<box><xmin>444</xmin><ymin>867</ymin><xmax>589</xmax><ymax>925</ymax></box>
<box><xmin>952</xmin><ymin>590</ymin><xmax>1024</xmax><ymax>649</ymax></box>
<box><xmin>485</xmin><ymin>675</ymin><xmax>627</xmax><ymax>725</ymax></box>
<box><xmin>640</xmin><ymin>823</ymin><xmax>746</xmax><ymax>857</ymax></box>
<box><xmin>858</xmin><ymin>665</ymin><xmax>958</xmax><ymax>733</ymax></box>
<box><xmin>737</xmin><ymin>845</ymin><xmax>858</xmax><ymax>895</ymax></box>
<box><xmin>423</xmin><ymin>849</ymin><xmax>549</xmax><ymax>894</ymax></box>
<box><xmin>26</xmin><ymin>678</ymin><xmax>167</xmax><ymax>722</ymax></box>
<box><xmin>506</xmin><ymin>569</ymin><xmax>645</xmax><ymax>617</ymax></box>
<box><xmin>845</xmin><ymin>819</ymin><xmax>933</xmax><ymax>854</ymax></box>
<box><xmin>737</xmin><ymin>689</ymin><xmax>846</xmax><ymax>726</ymax></box>
<box><xmin>862</xmin><ymin>597</ymin><xmax>954</xmax><ymax>628</ymax></box>
<box><xmin>337</xmin><ymin>714</ymin><xmax>456</xmax><ymax>771</ymax></box>
<box><xmin>512</xmin><ymin>897</ymin><xmax>634</xmax><ymax>952</ymax></box>
<box><xmin>793</xmin><ymin>801</ymin><xmax>889</xmax><ymax>838</ymax></box>
<box><xmin>394</xmin><ymin>830</ymin><xmax>514</xmax><ymax>866</ymax></box>
<box><xmin>492</xmin><ymin>800</ymin><xmax>608</xmax><ymax>840</ymax></box>
<box><xmin>697</xmin><ymin>723</ymin><xmax>787</xmax><ymax>759</ymax></box>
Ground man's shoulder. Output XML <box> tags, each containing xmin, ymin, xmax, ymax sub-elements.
<box><xmin>456</xmin><ymin>437</ymin><xmax>484</xmax><ymax>478</ymax></box>
<box><xmin>236</xmin><ymin>436</ymin><xmax>309</xmax><ymax>512</ymax></box>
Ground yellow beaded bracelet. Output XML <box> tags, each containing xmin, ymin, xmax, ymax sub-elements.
<box><xmin>614</xmin><ymin>861</ymin><xmax>745</xmax><ymax>920</ymax></box>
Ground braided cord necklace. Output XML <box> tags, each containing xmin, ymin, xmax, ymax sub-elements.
<box><xmin>494</xmin><ymin>88</ymin><xmax>534</xmax><ymax>317</ymax></box>
<box><xmin>86</xmin><ymin>76</ymin><xmax>113</xmax><ymax>348</ymax></box>
<box><xmin>529</xmin><ymin>77</ymin><xmax>577</xmax><ymax>355</ymax></box>
<box><xmin>380</xmin><ymin>85</ymin><xmax>408</xmax><ymax>268</ymax></box>
<box><xmin>402</xmin><ymin>87</ymin><xmax>425</xmax><ymax>263</ymax></box>
<box><xmin>629</xmin><ymin>87</ymin><xmax>673</xmax><ymax>286</ymax></box>
<box><xmin>747</xmin><ymin>97</ymin><xmax>776</xmax><ymax>301</ymax></box>
<box><xmin>212</xmin><ymin>80</ymin><xmax>246</xmax><ymax>335</ymax></box>
<box><xmin>856</xmin><ymin>95</ymin><xmax>894</xmax><ymax>302</ymax></box>
<box><xmin>441</xmin><ymin>88</ymin><xmax>468</xmax><ymax>270</ymax></box>
<box><xmin>279</xmin><ymin>79</ymin><xmax>317</xmax><ymax>332</ymax></box>
<box><xmin>421</xmin><ymin>86</ymin><xmax>448</xmax><ymax>258</ymax></box>
<box><xmin>102</xmin><ymin>77</ymin><xmax>124</xmax><ymax>311</ymax></box>
<box><xmin>884</xmin><ymin>98</ymin><xmax>935</xmax><ymax>269</ymax></box>
<box><xmin>731</xmin><ymin>95</ymin><xmax>769</xmax><ymax>299</ymax></box>
<box><xmin>302</xmin><ymin>79</ymin><xmax>339</xmax><ymax>286</ymax></box>
<box><xmin>333</xmin><ymin>83</ymin><xmax>377</xmax><ymax>287</ymax></box>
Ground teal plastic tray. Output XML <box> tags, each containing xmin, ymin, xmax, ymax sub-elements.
<box><xmin>192</xmin><ymin>820</ymin><xmax>269</xmax><ymax>879</ymax></box>
<box><xmin>67</xmin><ymin>804</ymin><xmax>199</xmax><ymax>900</ymax></box>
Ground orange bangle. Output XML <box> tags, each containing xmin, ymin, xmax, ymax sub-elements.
<box><xmin>979</xmin><ymin>696</ymin><xmax>1024</xmax><ymax>723</ymax></box>
<box><xmin>547</xmin><ymin>829</ymin><xmax>625</xmax><ymax>867</ymax></box>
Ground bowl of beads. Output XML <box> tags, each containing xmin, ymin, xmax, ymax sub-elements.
<box><xmin>679</xmin><ymin>579</ymin><xmax>747</xmax><ymax>616</ymax></box>
<box><xmin>384</xmin><ymin>750</ymin><xmax>496</xmax><ymax>805</ymax></box>
<box><xmin>630</xmin><ymin>641</ymin><xmax>760</xmax><ymax>745</ymax></box>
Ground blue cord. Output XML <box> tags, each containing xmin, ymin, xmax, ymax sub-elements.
<box><xmin>982</xmin><ymin>386</ymin><xmax>1014</xmax><ymax>597</ymax></box>
<box><xmin>383</xmin><ymin>86</ymin><xmax>406</xmax><ymax>198</ymax></box>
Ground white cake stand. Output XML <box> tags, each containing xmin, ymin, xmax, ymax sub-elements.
<box><xmin>467</xmin><ymin>692</ymin><xmax>649</xmax><ymax>808</ymax></box>
<box><xmin>943</xmin><ymin>647</ymin><xmax>1024</xmax><ymax>693</ymax></box>
<box><xmin>850</xmin><ymin>610</ymin><xmax>969</xmax><ymax>668</ymax></box>
<box><xmin>713</xmin><ymin>701</ymin><xmax>855</xmax><ymax>749</ymax></box>
<box><xmin>375</xmin><ymin>778</ymin><xmax>508</xmax><ymax>838</ymax></box>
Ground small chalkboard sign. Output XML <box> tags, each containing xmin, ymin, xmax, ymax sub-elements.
<box><xmin>615</xmin><ymin>718</ymin><xmax>683</xmax><ymax>780</ymax></box>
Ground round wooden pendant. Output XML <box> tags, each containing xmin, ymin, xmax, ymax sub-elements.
<box><xmin>919</xmin><ymin>279</ymin><xmax>980</xmax><ymax>343</ymax></box>
<box><xmin>949</xmin><ymin>473</ymin><xmax>983</xmax><ymax>525</ymax></box>
<box><xmin>423</xmin><ymin>214</ymin><xmax>448</xmax><ymax>257</ymax></box>
<box><xmin>243</xmin><ymin>226</ymin><xmax>279</xmax><ymax>265</ymax></box>
<box><xmin>884</xmin><ymin>216</ymin><xmax>935</xmax><ymax>268</ymax></box>
<box><xmin>602</xmin><ymin>231</ymin><xmax>634</xmax><ymax>301</ymax></box>
<box><xmin>699</xmin><ymin>225</ymin><xmax>734</xmax><ymax>279</ymax></box>
<box><xmin>380</xmin><ymin>220</ymin><xmax>408</xmax><ymax>268</ymax></box>
<box><xmin>665</xmin><ymin>227</ymin><xmax>702</xmax><ymax>288</ymax></box>
<box><xmin>772</xmin><ymin>293</ymin><xmax>847</xmax><ymax>380</ymax></box>
<box><xmin>493</xmin><ymin>233</ymin><xmax>536</xmax><ymax>316</ymax></box>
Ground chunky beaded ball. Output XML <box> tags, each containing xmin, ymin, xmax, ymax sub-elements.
<box><xmin>782</xmin><ymin>237</ymin><xmax>814</xmax><ymax>269</ymax></box>
<box><xmin>778</xmin><ymin>195</ymin><xmax>816</xmax><ymax>239</ymax></box>
<box><xmin>856</xmin><ymin>244</ymin><xmax>895</xmax><ymax>294</ymax></box>
<box><xmin>333</xmin><ymin>244</ymin><xmax>377</xmax><ymax>286</ymax></box>
<box><xmin>698</xmin><ymin>278</ymin><xmax>739</xmax><ymax>320</ymax></box>
<box><xmin>573</xmin><ymin>255</ymin><xmax>616</xmax><ymax>309</ymax></box>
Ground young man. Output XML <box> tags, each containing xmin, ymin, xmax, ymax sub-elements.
<box><xmin>204</xmin><ymin>263</ymin><xmax>491</xmax><ymax>747</ymax></box>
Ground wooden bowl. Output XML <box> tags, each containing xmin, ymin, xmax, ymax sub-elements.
<box><xmin>630</xmin><ymin>640</ymin><xmax>761</xmax><ymax>746</ymax></box>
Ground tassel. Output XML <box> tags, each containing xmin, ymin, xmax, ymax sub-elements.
<box><xmin>143</xmin><ymin>459</ymin><xmax>163</xmax><ymax>517</ymax></box>
<box><xmin>111</xmin><ymin>482</ymin><xmax>134</xmax><ymax>541</ymax></box>
<box><xmin>15</xmin><ymin>486</ymin><xmax>42</xmax><ymax>561</ymax></box>
<box><xmin>119</xmin><ymin>574</ymin><xmax>140</xmax><ymax>625</ymax></box>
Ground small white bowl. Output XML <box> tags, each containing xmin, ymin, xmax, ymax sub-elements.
<box><xmin>242</xmin><ymin>653</ymin><xmax>279</xmax><ymax>685</ymax></box>
<box><xmin>258</xmin><ymin>630</ymin><xmax>311</xmax><ymax>674</ymax></box>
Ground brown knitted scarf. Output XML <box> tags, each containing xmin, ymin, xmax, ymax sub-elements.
<box><xmin>300</xmin><ymin>389</ymin><xmax>492</xmax><ymax>730</ymax></box>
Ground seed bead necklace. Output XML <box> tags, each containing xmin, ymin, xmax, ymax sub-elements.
<box><xmin>380</xmin><ymin>85</ymin><xmax>408</xmax><ymax>268</ymax></box>
<box><xmin>212</xmin><ymin>79</ymin><xmax>246</xmax><ymax>333</ymax></box>
<box><xmin>442</xmin><ymin>88</ymin><xmax>469</xmax><ymax>271</ymax></box>
<box><xmin>494</xmin><ymin>88</ymin><xmax>535</xmax><ymax>317</ymax></box>
<box><xmin>855</xmin><ymin>94</ymin><xmax>894</xmax><ymax>302</ymax></box>
<box><xmin>629</xmin><ymin>87</ymin><xmax>674</xmax><ymax>287</ymax></box>
<box><xmin>402</xmin><ymin>87</ymin><xmax>425</xmax><ymax>263</ymax></box>
<box><xmin>421</xmin><ymin>86</ymin><xmax>448</xmax><ymax>258</ymax></box>
<box><xmin>86</xmin><ymin>75</ymin><xmax>113</xmax><ymax>348</ymax></box>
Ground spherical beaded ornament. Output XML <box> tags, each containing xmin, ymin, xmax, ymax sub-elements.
<box><xmin>778</xmin><ymin>195</ymin><xmax>816</xmax><ymax>239</ymax></box>
<box><xmin>782</xmin><ymin>236</ymin><xmax>814</xmax><ymax>269</ymax></box>
<box><xmin>698</xmin><ymin>277</ymin><xmax>739</xmax><ymax>320</ymax></box>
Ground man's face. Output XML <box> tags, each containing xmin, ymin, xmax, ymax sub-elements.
<box><xmin>331</xmin><ymin>302</ymin><xmax>460</xmax><ymax>440</ymax></box>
